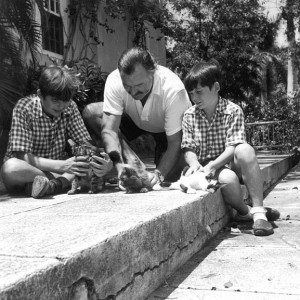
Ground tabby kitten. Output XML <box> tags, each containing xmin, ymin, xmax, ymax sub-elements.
<box><xmin>67</xmin><ymin>139</ymin><xmax>106</xmax><ymax>194</ymax></box>
<box><xmin>108</xmin><ymin>150</ymin><xmax>152</xmax><ymax>193</ymax></box>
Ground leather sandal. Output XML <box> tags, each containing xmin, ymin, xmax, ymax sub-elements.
<box><xmin>253</xmin><ymin>219</ymin><xmax>274</xmax><ymax>236</ymax></box>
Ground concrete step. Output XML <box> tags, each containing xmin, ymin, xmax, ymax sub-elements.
<box><xmin>146</xmin><ymin>159</ymin><xmax>300</xmax><ymax>300</ymax></box>
<box><xmin>0</xmin><ymin>154</ymin><xmax>295</xmax><ymax>300</ymax></box>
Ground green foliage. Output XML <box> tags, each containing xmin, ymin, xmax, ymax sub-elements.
<box><xmin>104</xmin><ymin>0</ymin><xmax>169</xmax><ymax>47</ymax></box>
<box><xmin>69</xmin><ymin>59</ymin><xmax>108</xmax><ymax>112</ymax></box>
<box><xmin>0</xmin><ymin>0</ymin><xmax>43</xmax><ymax>128</ymax></box>
<box><xmin>165</xmin><ymin>0</ymin><xmax>282</xmax><ymax>115</ymax></box>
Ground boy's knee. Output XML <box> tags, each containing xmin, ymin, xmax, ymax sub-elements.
<box><xmin>1</xmin><ymin>158</ymin><xmax>19</xmax><ymax>175</ymax></box>
<box><xmin>82</xmin><ymin>102</ymin><xmax>103</xmax><ymax>123</ymax></box>
<box><xmin>1</xmin><ymin>158</ymin><xmax>23</xmax><ymax>187</ymax></box>
<box><xmin>218</xmin><ymin>168</ymin><xmax>239</xmax><ymax>185</ymax></box>
<box><xmin>235</xmin><ymin>143</ymin><xmax>256</xmax><ymax>162</ymax></box>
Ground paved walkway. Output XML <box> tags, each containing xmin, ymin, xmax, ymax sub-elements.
<box><xmin>147</xmin><ymin>161</ymin><xmax>300</xmax><ymax>300</ymax></box>
<box><xmin>0</xmin><ymin>153</ymin><xmax>297</xmax><ymax>300</ymax></box>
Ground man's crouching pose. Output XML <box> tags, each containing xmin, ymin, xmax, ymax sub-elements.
<box><xmin>182</xmin><ymin>60</ymin><xmax>279</xmax><ymax>236</ymax></box>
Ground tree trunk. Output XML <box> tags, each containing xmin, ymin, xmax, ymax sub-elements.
<box><xmin>285</xmin><ymin>0</ymin><xmax>299</xmax><ymax>96</ymax></box>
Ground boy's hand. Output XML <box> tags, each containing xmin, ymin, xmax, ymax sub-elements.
<box><xmin>185</xmin><ymin>163</ymin><xmax>203</xmax><ymax>176</ymax></box>
<box><xmin>64</xmin><ymin>156</ymin><xmax>90</xmax><ymax>176</ymax></box>
<box><xmin>202</xmin><ymin>161</ymin><xmax>216</xmax><ymax>179</ymax></box>
<box><xmin>90</xmin><ymin>154</ymin><xmax>113</xmax><ymax>177</ymax></box>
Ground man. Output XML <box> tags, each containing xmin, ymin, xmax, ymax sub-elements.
<box><xmin>182</xmin><ymin>60</ymin><xmax>279</xmax><ymax>236</ymax></box>
<box><xmin>1</xmin><ymin>65</ymin><xmax>112</xmax><ymax>198</ymax></box>
<box><xmin>83</xmin><ymin>47</ymin><xmax>191</xmax><ymax>186</ymax></box>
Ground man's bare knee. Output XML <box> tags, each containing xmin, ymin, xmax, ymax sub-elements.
<box><xmin>82</xmin><ymin>102</ymin><xmax>104</xmax><ymax>123</ymax></box>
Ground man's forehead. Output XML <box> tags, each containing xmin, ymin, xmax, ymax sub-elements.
<box><xmin>121</xmin><ymin>64</ymin><xmax>150</xmax><ymax>84</ymax></box>
<box><xmin>121</xmin><ymin>64</ymin><xmax>147</xmax><ymax>76</ymax></box>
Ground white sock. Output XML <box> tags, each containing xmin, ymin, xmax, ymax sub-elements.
<box><xmin>250</xmin><ymin>206</ymin><xmax>267</xmax><ymax>222</ymax></box>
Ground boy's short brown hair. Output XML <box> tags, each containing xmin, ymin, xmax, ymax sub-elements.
<box><xmin>39</xmin><ymin>65</ymin><xmax>79</xmax><ymax>102</ymax></box>
<box><xmin>184</xmin><ymin>59</ymin><xmax>221</xmax><ymax>92</ymax></box>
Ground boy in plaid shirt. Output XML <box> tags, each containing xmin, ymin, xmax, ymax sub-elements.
<box><xmin>1</xmin><ymin>66</ymin><xmax>112</xmax><ymax>198</ymax></box>
<box><xmin>182</xmin><ymin>60</ymin><xmax>279</xmax><ymax>236</ymax></box>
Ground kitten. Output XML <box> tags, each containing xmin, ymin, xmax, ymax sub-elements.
<box><xmin>108</xmin><ymin>150</ymin><xmax>152</xmax><ymax>194</ymax></box>
<box><xmin>157</xmin><ymin>169</ymin><xmax>220</xmax><ymax>194</ymax></box>
<box><xmin>67</xmin><ymin>139</ymin><xmax>106</xmax><ymax>195</ymax></box>
<box><xmin>119</xmin><ymin>166</ymin><xmax>152</xmax><ymax>193</ymax></box>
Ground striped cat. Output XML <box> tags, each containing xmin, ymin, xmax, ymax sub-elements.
<box><xmin>67</xmin><ymin>139</ymin><xmax>106</xmax><ymax>194</ymax></box>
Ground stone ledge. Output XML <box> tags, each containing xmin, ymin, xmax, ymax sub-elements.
<box><xmin>0</xmin><ymin>154</ymin><xmax>295</xmax><ymax>300</ymax></box>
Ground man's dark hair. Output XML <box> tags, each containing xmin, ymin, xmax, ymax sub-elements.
<box><xmin>39</xmin><ymin>65</ymin><xmax>79</xmax><ymax>102</ymax></box>
<box><xmin>118</xmin><ymin>47</ymin><xmax>157</xmax><ymax>75</ymax></box>
<box><xmin>184</xmin><ymin>59</ymin><xmax>222</xmax><ymax>92</ymax></box>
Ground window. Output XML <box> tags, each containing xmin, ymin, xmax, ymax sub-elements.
<box><xmin>43</xmin><ymin>0</ymin><xmax>64</xmax><ymax>55</ymax></box>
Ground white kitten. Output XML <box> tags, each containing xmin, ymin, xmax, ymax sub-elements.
<box><xmin>154</xmin><ymin>171</ymin><xmax>220</xmax><ymax>194</ymax></box>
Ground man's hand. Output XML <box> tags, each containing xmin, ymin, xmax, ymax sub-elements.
<box><xmin>64</xmin><ymin>156</ymin><xmax>90</xmax><ymax>176</ymax></box>
<box><xmin>90</xmin><ymin>154</ymin><xmax>113</xmax><ymax>177</ymax></box>
<box><xmin>148</xmin><ymin>172</ymin><xmax>160</xmax><ymax>187</ymax></box>
<box><xmin>148</xmin><ymin>169</ymin><xmax>164</xmax><ymax>187</ymax></box>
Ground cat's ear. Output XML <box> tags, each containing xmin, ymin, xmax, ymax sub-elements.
<box><xmin>124</xmin><ymin>166</ymin><xmax>137</xmax><ymax>176</ymax></box>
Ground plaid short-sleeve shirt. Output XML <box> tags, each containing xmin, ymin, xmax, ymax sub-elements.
<box><xmin>4</xmin><ymin>95</ymin><xmax>91</xmax><ymax>161</ymax></box>
<box><xmin>181</xmin><ymin>97</ymin><xmax>245</xmax><ymax>164</ymax></box>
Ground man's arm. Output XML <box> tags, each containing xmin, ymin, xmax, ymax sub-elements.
<box><xmin>100</xmin><ymin>112</ymin><xmax>124</xmax><ymax>174</ymax></box>
<box><xmin>148</xmin><ymin>130</ymin><xmax>183</xmax><ymax>186</ymax></box>
<box><xmin>156</xmin><ymin>130</ymin><xmax>182</xmax><ymax>178</ymax></box>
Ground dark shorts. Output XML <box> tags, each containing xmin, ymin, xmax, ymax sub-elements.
<box><xmin>201</xmin><ymin>159</ymin><xmax>244</xmax><ymax>184</ymax></box>
<box><xmin>119</xmin><ymin>113</ymin><xmax>168</xmax><ymax>165</ymax></box>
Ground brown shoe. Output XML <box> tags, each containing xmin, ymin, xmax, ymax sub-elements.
<box><xmin>253</xmin><ymin>219</ymin><xmax>274</xmax><ymax>236</ymax></box>
<box><xmin>31</xmin><ymin>176</ymin><xmax>50</xmax><ymax>198</ymax></box>
<box><xmin>31</xmin><ymin>176</ymin><xmax>67</xmax><ymax>199</ymax></box>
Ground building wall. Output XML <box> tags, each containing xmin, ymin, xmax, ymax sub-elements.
<box><xmin>34</xmin><ymin>0</ymin><xmax>166</xmax><ymax>73</ymax></box>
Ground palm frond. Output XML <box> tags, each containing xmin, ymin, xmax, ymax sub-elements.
<box><xmin>1</xmin><ymin>0</ymin><xmax>42</xmax><ymax>67</ymax></box>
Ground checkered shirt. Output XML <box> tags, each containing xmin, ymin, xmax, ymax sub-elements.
<box><xmin>4</xmin><ymin>95</ymin><xmax>91</xmax><ymax>161</ymax></box>
<box><xmin>181</xmin><ymin>97</ymin><xmax>246</xmax><ymax>164</ymax></box>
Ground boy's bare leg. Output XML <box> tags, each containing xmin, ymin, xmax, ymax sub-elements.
<box><xmin>231</xmin><ymin>143</ymin><xmax>276</xmax><ymax>236</ymax></box>
<box><xmin>1</xmin><ymin>158</ymin><xmax>72</xmax><ymax>196</ymax></box>
<box><xmin>218</xmin><ymin>168</ymin><xmax>249</xmax><ymax>216</ymax></box>
<box><xmin>231</xmin><ymin>143</ymin><xmax>263</xmax><ymax>207</ymax></box>
<box><xmin>1</xmin><ymin>158</ymin><xmax>46</xmax><ymax>190</ymax></box>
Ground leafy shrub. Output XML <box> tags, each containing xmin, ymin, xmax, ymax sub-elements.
<box><xmin>69</xmin><ymin>59</ymin><xmax>108</xmax><ymax>113</ymax></box>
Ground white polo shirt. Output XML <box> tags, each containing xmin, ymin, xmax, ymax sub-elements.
<box><xmin>103</xmin><ymin>65</ymin><xmax>191</xmax><ymax>136</ymax></box>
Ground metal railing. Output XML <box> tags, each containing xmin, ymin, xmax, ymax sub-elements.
<box><xmin>245</xmin><ymin>120</ymin><xmax>297</xmax><ymax>153</ymax></box>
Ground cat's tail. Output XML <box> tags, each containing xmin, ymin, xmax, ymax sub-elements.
<box><xmin>108</xmin><ymin>151</ymin><xmax>122</xmax><ymax>165</ymax></box>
